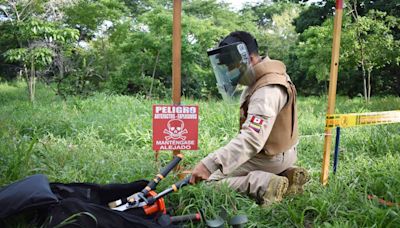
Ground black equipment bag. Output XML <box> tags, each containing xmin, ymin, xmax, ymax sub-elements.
<box><xmin>0</xmin><ymin>174</ymin><xmax>59</xmax><ymax>219</ymax></box>
<box><xmin>0</xmin><ymin>174</ymin><xmax>175</xmax><ymax>228</ymax></box>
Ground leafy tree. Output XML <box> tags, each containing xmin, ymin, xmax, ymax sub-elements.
<box><xmin>54</xmin><ymin>47</ymin><xmax>106</xmax><ymax>98</ymax></box>
<box><xmin>294</xmin><ymin>20</ymin><xmax>332</xmax><ymax>94</ymax></box>
<box><xmin>293</xmin><ymin>0</ymin><xmax>399</xmax><ymax>34</ymax></box>
<box><xmin>1</xmin><ymin>1</ymin><xmax>78</xmax><ymax>102</ymax></box>
<box><xmin>291</xmin><ymin>3</ymin><xmax>399</xmax><ymax>98</ymax></box>
<box><xmin>293</xmin><ymin>0</ymin><xmax>336</xmax><ymax>33</ymax></box>
<box><xmin>47</xmin><ymin>0</ymin><xmax>130</xmax><ymax>97</ymax></box>
<box><xmin>346</xmin><ymin>6</ymin><xmax>399</xmax><ymax>101</ymax></box>
<box><xmin>63</xmin><ymin>0</ymin><xmax>128</xmax><ymax>41</ymax></box>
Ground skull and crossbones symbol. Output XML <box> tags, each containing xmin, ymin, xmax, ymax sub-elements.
<box><xmin>163</xmin><ymin>119</ymin><xmax>188</xmax><ymax>140</ymax></box>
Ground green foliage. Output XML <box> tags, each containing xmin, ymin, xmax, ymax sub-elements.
<box><xmin>291</xmin><ymin>7</ymin><xmax>400</xmax><ymax>97</ymax></box>
<box><xmin>20</xmin><ymin>19</ymin><xmax>79</xmax><ymax>43</ymax></box>
<box><xmin>5</xmin><ymin>47</ymin><xmax>54</xmax><ymax>69</ymax></box>
<box><xmin>293</xmin><ymin>0</ymin><xmax>336</xmax><ymax>33</ymax></box>
<box><xmin>3</xmin><ymin>17</ymin><xmax>79</xmax><ymax>69</ymax></box>
<box><xmin>296</xmin><ymin>19</ymin><xmax>333</xmax><ymax>82</ymax></box>
<box><xmin>4</xmin><ymin>48</ymin><xmax>28</xmax><ymax>63</ymax></box>
<box><xmin>0</xmin><ymin>0</ymin><xmax>80</xmax><ymax>101</ymax></box>
<box><xmin>56</xmin><ymin>55</ymin><xmax>105</xmax><ymax>97</ymax></box>
<box><xmin>346</xmin><ymin>10</ymin><xmax>399</xmax><ymax>71</ymax></box>
<box><xmin>63</xmin><ymin>0</ymin><xmax>128</xmax><ymax>39</ymax></box>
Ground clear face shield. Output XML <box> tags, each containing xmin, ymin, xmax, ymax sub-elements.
<box><xmin>207</xmin><ymin>42</ymin><xmax>255</xmax><ymax>101</ymax></box>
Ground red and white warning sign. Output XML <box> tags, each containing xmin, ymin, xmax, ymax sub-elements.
<box><xmin>152</xmin><ymin>105</ymin><xmax>198</xmax><ymax>150</ymax></box>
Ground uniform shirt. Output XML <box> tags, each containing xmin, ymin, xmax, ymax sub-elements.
<box><xmin>201</xmin><ymin>85</ymin><xmax>290</xmax><ymax>175</ymax></box>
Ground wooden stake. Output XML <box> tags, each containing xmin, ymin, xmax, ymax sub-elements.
<box><xmin>321</xmin><ymin>0</ymin><xmax>343</xmax><ymax>185</ymax></box>
<box><xmin>172</xmin><ymin>0</ymin><xmax>182</xmax><ymax>159</ymax></box>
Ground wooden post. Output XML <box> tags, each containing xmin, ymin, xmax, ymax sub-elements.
<box><xmin>172</xmin><ymin>0</ymin><xmax>182</xmax><ymax>159</ymax></box>
<box><xmin>321</xmin><ymin>0</ymin><xmax>343</xmax><ymax>185</ymax></box>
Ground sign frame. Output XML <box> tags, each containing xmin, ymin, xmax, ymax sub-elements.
<box><xmin>152</xmin><ymin>105</ymin><xmax>199</xmax><ymax>151</ymax></box>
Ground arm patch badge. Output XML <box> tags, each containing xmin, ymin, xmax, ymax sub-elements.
<box><xmin>249</xmin><ymin>115</ymin><xmax>264</xmax><ymax>133</ymax></box>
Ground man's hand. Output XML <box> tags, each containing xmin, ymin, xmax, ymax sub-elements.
<box><xmin>190</xmin><ymin>162</ymin><xmax>211</xmax><ymax>184</ymax></box>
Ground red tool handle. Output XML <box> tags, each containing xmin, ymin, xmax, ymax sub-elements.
<box><xmin>170</xmin><ymin>213</ymin><xmax>202</xmax><ymax>223</ymax></box>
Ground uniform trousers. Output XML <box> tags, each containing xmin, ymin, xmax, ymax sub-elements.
<box><xmin>206</xmin><ymin>147</ymin><xmax>297</xmax><ymax>201</ymax></box>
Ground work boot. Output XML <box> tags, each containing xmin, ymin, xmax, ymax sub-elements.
<box><xmin>281</xmin><ymin>167</ymin><xmax>310</xmax><ymax>195</ymax></box>
<box><xmin>262</xmin><ymin>175</ymin><xmax>289</xmax><ymax>206</ymax></box>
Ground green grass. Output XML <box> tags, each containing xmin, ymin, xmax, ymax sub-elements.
<box><xmin>1</xmin><ymin>82</ymin><xmax>399</xmax><ymax>227</ymax></box>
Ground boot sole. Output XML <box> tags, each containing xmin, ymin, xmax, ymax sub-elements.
<box><xmin>286</xmin><ymin>168</ymin><xmax>310</xmax><ymax>195</ymax></box>
<box><xmin>263</xmin><ymin>177</ymin><xmax>289</xmax><ymax>206</ymax></box>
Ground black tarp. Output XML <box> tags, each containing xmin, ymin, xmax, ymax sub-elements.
<box><xmin>0</xmin><ymin>174</ymin><xmax>175</xmax><ymax>228</ymax></box>
<box><xmin>0</xmin><ymin>174</ymin><xmax>59</xmax><ymax>219</ymax></box>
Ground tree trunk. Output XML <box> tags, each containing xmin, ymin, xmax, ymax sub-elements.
<box><xmin>362</xmin><ymin>70</ymin><xmax>367</xmax><ymax>102</ymax></box>
<box><xmin>359</xmin><ymin>39</ymin><xmax>368</xmax><ymax>102</ymax></box>
<box><xmin>32</xmin><ymin>72</ymin><xmax>36</xmax><ymax>102</ymax></box>
<box><xmin>141</xmin><ymin>64</ymin><xmax>145</xmax><ymax>79</ymax></box>
<box><xmin>149</xmin><ymin>51</ymin><xmax>160</xmax><ymax>98</ymax></box>
<box><xmin>28</xmin><ymin>76</ymin><xmax>32</xmax><ymax>101</ymax></box>
<box><xmin>57</xmin><ymin>53</ymin><xmax>64</xmax><ymax>96</ymax></box>
<box><xmin>101</xmin><ymin>38</ymin><xmax>109</xmax><ymax>81</ymax></box>
<box><xmin>350</xmin><ymin>1</ymin><xmax>368</xmax><ymax>102</ymax></box>
<box><xmin>29</xmin><ymin>59</ymin><xmax>35</xmax><ymax>102</ymax></box>
<box><xmin>17</xmin><ymin>70</ymin><xmax>23</xmax><ymax>81</ymax></box>
<box><xmin>23</xmin><ymin>64</ymin><xmax>29</xmax><ymax>96</ymax></box>
<box><xmin>59</xmin><ymin>54</ymin><xmax>64</xmax><ymax>79</ymax></box>
<box><xmin>367</xmin><ymin>69</ymin><xmax>372</xmax><ymax>102</ymax></box>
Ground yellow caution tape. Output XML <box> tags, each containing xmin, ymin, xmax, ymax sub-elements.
<box><xmin>325</xmin><ymin>110</ymin><xmax>400</xmax><ymax>129</ymax></box>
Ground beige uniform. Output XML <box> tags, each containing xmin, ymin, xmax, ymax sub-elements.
<box><xmin>201</xmin><ymin>59</ymin><xmax>298</xmax><ymax>201</ymax></box>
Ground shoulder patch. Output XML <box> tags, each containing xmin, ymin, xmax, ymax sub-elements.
<box><xmin>249</xmin><ymin>115</ymin><xmax>264</xmax><ymax>133</ymax></box>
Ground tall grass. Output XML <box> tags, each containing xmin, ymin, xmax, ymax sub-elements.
<box><xmin>1</xmin><ymin>82</ymin><xmax>399</xmax><ymax>227</ymax></box>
